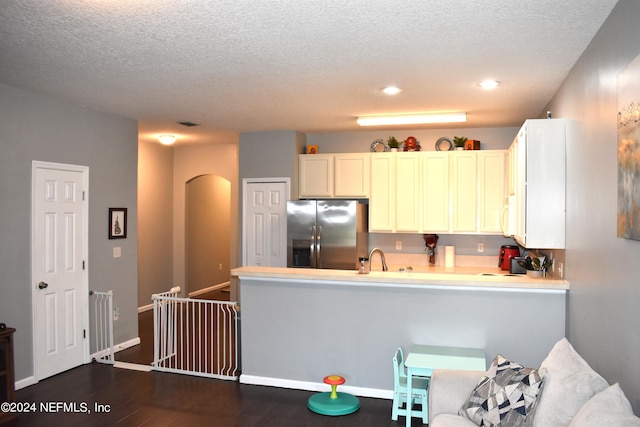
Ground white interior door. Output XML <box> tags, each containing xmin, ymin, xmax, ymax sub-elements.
<box><xmin>32</xmin><ymin>161</ymin><xmax>89</xmax><ymax>381</ymax></box>
<box><xmin>243</xmin><ymin>179</ymin><xmax>289</xmax><ymax>267</ymax></box>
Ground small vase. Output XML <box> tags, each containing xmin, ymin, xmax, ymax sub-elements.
<box><xmin>390</xmin><ymin>148</ymin><xmax>398</xmax><ymax>152</ymax></box>
<box><xmin>526</xmin><ymin>270</ymin><xmax>544</xmax><ymax>278</ymax></box>
<box><xmin>455</xmin><ymin>146</ymin><xmax>465</xmax><ymax>151</ymax></box>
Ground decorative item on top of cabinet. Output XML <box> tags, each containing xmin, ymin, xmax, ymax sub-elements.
<box><xmin>465</xmin><ymin>139</ymin><xmax>481</xmax><ymax>150</ymax></box>
<box><xmin>435</xmin><ymin>137</ymin><xmax>454</xmax><ymax>151</ymax></box>
<box><xmin>306</xmin><ymin>145</ymin><xmax>319</xmax><ymax>154</ymax></box>
<box><xmin>370</xmin><ymin>139</ymin><xmax>390</xmax><ymax>152</ymax></box>
<box><xmin>403</xmin><ymin>136</ymin><xmax>421</xmax><ymax>151</ymax></box>
<box><xmin>387</xmin><ymin>136</ymin><xmax>401</xmax><ymax>152</ymax></box>
<box><xmin>453</xmin><ymin>136</ymin><xmax>467</xmax><ymax>150</ymax></box>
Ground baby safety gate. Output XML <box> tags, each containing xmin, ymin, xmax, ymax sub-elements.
<box><xmin>152</xmin><ymin>287</ymin><xmax>240</xmax><ymax>380</ymax></box>
<box><xmin>90</xmin><ymin>290</ymin><xmax>114</xmax><ymax>364</ymax></box>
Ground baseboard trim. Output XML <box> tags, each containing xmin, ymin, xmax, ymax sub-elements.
<box><xmin>90</xmin><ymin>336</ymin><xmax>141</xmax><ymax>360</ymax></box>
<box><xmin>114</xmin><ymin>337</ymin><xmax>140</xmax><ymax>353</ymax></box>
<box><xmin>188</xmin><ymin>282</ymin><xmax>231</xmax><ymax>298</ymax></box>
<box><xmin>114</xmin><ymin>361</ymin><xmax>152</xmax><ymax>372</ymax></box>
<box><xmin>15</xmin><ymin>376</ymin><xmax>36</xmax><ymax>391</ymax></box>
<box><xmin>239</xmin><ymin>375</ymin><xmax>393</xmax><ymax>400</ymax></box>
<box><xmin>138</xmin><ymin>303</ymin><xmax>153</xmax><ymax>313</ymax></box>
<box><xmin>137</xmin><ymin>282</ymin><xmax>232</xmax><ymax>313</ymax></box>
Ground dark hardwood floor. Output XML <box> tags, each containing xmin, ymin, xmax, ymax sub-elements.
<box><xmin>12</xmin><ymin>287</ymin><xmax>423</xmax><ymax>426</ymax></box>
<box><xmin>13</xmin><ymin>363</ymin><xmax>422</xmax><ymax>426</ymax></box>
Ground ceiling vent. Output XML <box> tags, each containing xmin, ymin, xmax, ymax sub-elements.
<box><xmin>178</xmin><ymin>121</ymin><xmax>199</xmax><ymax>127</ymax></box>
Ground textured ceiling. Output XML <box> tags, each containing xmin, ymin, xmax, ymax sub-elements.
<box><xmin>0</xmin><ymin>0</ymin><xmax>618</xmax><ymax>145</ymax></box>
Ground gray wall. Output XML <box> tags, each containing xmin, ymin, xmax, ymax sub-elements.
<box><xmin>545</xmin><ymin>0</ymin><xmax>640</xmax><ymax>411</ymax></box>
<box><xmin>306</xmin><ymin>127</ymin><xmax>519</xmax><ymax>153</ymax></box>
<box><xmin>138</xmin><ymin>140</ymin><xmax>174</xmax><ymax>305</ymax></box>
<box><xmin>0</xmin><ymin>84</ymin><xmax>139</xmax><ymax>381</ymax></box>
<box><xmin>237</xmin><ymin>130</ymin><xmax>306</xmax><ymax>264</ymax></box>
<box><xmin>173</xmin><ymin>143</ymin><xmax>239</xmax><ymax>297</ymax></box>
<box><xmin>186</xmin><ymin>175</ymin><xmax>231</xmax><ymax>293</ymax></box>
<box><xmin>240</xmin><ymin>276</ymin><xmax>566</xmax><ymax>393</ymax></box>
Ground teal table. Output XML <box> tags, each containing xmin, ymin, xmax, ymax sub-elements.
<box><xmin>404</xmin><ymin>345</ymin><xmax>486</xmax><ymax>426</ymax></box>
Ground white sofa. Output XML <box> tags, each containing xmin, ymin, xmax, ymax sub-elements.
<box><xmin>428</xmin><ymin>338</ymin><xmax>640</xmax><ymax>427</ymax></box>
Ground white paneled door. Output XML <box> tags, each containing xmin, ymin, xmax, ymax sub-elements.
<box><xmin>243</xmin><ymin>179</ymin><xmax>288</xmax><ymax>267</ymax></box>
<box><xmin>32</xmin><ymin>162</ymin><xmax>89</xmax><ymax>381</ymax></box>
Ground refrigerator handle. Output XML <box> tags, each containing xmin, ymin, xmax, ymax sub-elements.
<box><xmin>316</xmin><ymin>226</ymin><xmax>322</xmax><ymax>268</ymax></box>
<box><xmin>310</xmin><ymin>226</ymin><xmax>316</xmax><ymax>268</ymax></box>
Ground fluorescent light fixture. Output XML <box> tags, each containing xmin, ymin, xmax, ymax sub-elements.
<box><xmin>356</xmin><ymin>112</ymin><xmax>467</xmax><ymax>126</ymax></box>
<box><xmin>158</xmin><ymin>134</ymin><xmax>176</xmax><ymax>145</ymax></box>
<box><xmin>478</xmin><ymin>80</ymin><xmax>501</xmax><ymax>90</ymax></box>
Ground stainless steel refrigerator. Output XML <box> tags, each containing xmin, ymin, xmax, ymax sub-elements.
<box><xmin>287</xmin><ymin>200</ymin><xmax>368</xmax><ymax>270</ymax></box>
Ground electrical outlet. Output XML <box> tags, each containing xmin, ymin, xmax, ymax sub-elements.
<box><xmin>113</xmin><ymin>307</ymin><xmax>119</xmax><ymax>321</ymax></box>
<box><xmin>219</xmin><ymin>263</ymin><xmax>223</xmax><ymax>270</ymax></box>
<box><xmin>396</xmin><ymin>241</ymin><xmax>402</xmax><ymax>250</ymax></box>
<box><xmin>477</xmin><ymin>243</ymin><xmax>484</xmax><ymax>253</ymax></box>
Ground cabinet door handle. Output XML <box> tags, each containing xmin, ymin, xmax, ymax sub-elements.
<box><xmin>37</xmin><ymin>281</ymin><xmax>49</xmax><ymax>289</ymax></box>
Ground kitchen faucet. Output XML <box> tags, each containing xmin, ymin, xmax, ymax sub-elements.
<box><xmin>368</xmin><ymin>247</ymin><xmax>388</xmax><ymax>272</ymax></box>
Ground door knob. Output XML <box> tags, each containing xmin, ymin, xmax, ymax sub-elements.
<box><xmin>37</xmin><ymin>281</ymin><xmax>49</xmax><ymax>289</ymax></box>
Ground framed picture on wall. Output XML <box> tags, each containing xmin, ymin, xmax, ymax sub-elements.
<box><xmin>109</xmin><ymin>208</ymin><xmax>127</xmax><ymax>239</ymax></box>
<box><xmin>617</xmin><ymin>53</ymin><xmax>640</xmax><ymax>240</ymax></box>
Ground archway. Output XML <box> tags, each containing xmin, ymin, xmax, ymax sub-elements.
<box><xmin>185</xmin><ymin>174</ymin><xmax>231</xmax><ymax>295</ymax></box>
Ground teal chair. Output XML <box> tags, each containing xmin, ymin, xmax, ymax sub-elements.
<box><xmin>392</xmin><ymin>347</ymin><xmax>429</xmax><ymax>423</ymax></box>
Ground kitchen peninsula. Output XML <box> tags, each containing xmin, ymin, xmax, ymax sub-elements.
<box><xmin>232</xmin><ymin>266</ymin><xmax>568</xmax><ymax>399</ymax></box>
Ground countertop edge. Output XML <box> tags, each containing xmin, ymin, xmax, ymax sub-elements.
<box><xmin>231</xmin><ymin>266</ymin><xmax>569</xmax><ymax>292</ymax></box>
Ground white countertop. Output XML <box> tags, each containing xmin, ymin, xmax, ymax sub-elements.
<box><xmin>231</xmin><ymin>265</ymin><xmax>569</xmax><ymax>291</ymax></box>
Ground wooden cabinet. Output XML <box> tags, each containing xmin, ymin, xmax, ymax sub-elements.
<box><xmin>451</xmin><ymin>152</ymin><xmax>478</xmax><ymax>232</ymax></box>
<box><xmin>299</xmin><ymin>154</ymin><xmax>333</xmax><ymax>198</ymax></box>
<box><xmin>511</xmin><ymin>119</ymin><xmax>566</xmax><ymax>249</ymax></box>
<box><xmin>422</xmin><ymin>153</ymin><xmax>450</xmax><ymax>232</ymax></box>
<box><xmin>368</xmin><ymin>150</ymin><xmax>506</xmax><ymax>234</ymax></box>
<box><xmin>478</xmin><ymin>151</ymin><xmax>507</xmax><ymax>233</ymax></box>
<box><xmin>334</xmin><ymin>153</ymin><xmax>370</xmax><ymax>198</ymax></box>
<box><xmin>369</xmin><ymin>154</ymin><xmax>395</xmax><ymax>232</ymax></box>
<box><xmin>299</xmin><ymin>153</ymin><xmax>370</xmax><ymax>198</ymax></box>
<box><xmin>0</xmin><ymin>327</ymin><xmax>16</xmax><ymax>425</ymax></box>
<box><xmin>395</xmin><ymin>153</ymin><xmax>421</xmax><ymax>232</ymax></box>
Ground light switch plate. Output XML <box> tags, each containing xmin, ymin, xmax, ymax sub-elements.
<box><xmin>113</xmin><ymin>247</ymin><xmax>121</xmax><ymax>258</ymax></box>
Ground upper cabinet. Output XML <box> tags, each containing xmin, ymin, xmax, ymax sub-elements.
<box><xmin>509</xmin><ymin>119</ymin><xmax>566</xmax><ymax>249</ymax></box>
<box><xmin>368</xmin><ymin>150</ymin><xmax>506</xmax><ymax>234</ymax></box>
<box><xmin>334</xmin><ymin>153</ymin><xmax>371</xmax><ymax>198</ymax></box>
<box><xmin>299</xmin><ymin>154</ymin><xmax>333</xmax><ymax>198</ymax></box>
<box><xmin>299</xmin><ymin>153</ymin><xmax>370</xmax><ymax>198</ymax></box>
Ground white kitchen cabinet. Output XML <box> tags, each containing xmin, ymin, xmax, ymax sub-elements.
<box><xmin>299</xmin><ymin>154</ymin><xmax>333</xmax><ymax>198</ymax></box>
<box><xmin>512</xmin><ymin>119</ymin><xmax>566</xmax><ymax>249</ymax></box>
<box><xmin>422</xmin><ymin>153</ymin><xmax>450</xmax><ymax>232</ymax></box>
<box><xmin>299</xmin><ymin>153</ymin><xmax>370</xmax><ymax>198</ymax></box>
<box><xmin>451</xmin><ymin>152</ymin><xmax>478</xmax><ymax>233</ymax></box>
<box><xmin>369</xmin><ymin>154</ymin><xmax>395</xmax><ymax>232</ymax></box>
<box><xmin>368</xmin><ymin>150</ymin><xmax>506</xmax><ymax>234</ymax></box>
<box><xmin>334</xmin><ymin>153</ymin><xmax>370</xmax><ymax>198</ymax></box>
<box><xmin>395</xmin><ymin>153</ymin><xmax>421</xmax><ymax>232</ymax></box>
<box><xmin>478</xmin><ymin>151</ymin><xmax>507</xmax><ymax>233</ymax></box>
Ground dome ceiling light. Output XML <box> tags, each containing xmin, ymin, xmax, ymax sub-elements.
<box><xmin>478</xmin><ymin>80</ymin><xmax>501</xmax><ymax>90</ymax></box>
<box><xmin>381</xmin><ymin>86</ymin><xmax>402</xmax><ymax>95</ymax></box>
<box><xmin>158</xmin><ymin>134</ymin><xmax>176</xmax><ymax>145</ymax></box>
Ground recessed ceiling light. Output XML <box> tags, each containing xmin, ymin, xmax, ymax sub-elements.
<box><xmin>381</xmin><ymin>86</ymin><xmax>402</xmax><ymax>95</ymax></box>
<box><xmin>478</xmin><ymin>80</ymin><xmax>501</xmax><ymax>90</ymax></box>
<box><xmin>356</xmin><ymin>112</ymin><xmax>467</xmax><ymax>126</ymax></box>
<box><xmin>158</xmin><ymin>134</ymin><xmax>176</xmax><ymax>145</ymax></box>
